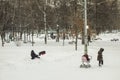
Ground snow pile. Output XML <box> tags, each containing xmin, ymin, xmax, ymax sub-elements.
<box><xmin>98</xmin><ymin>32</ymin><xmax>120</xmax><ymax>41</ymax></box>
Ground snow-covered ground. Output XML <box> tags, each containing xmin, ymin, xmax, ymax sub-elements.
<box><xmin>0</xmin><ymin>32</ymin><xmax>120</xmax><ymax>80</ymax></box>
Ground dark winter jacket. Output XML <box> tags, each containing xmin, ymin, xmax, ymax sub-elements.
<box><xmin>31</xmin><ymin>50</ymin><xmax>40</xmax><ymax>59</ymax></box>
<box><xmin>97</xmin><ymin>48</ymin><xmax>104</xmax><ymax>61</ymax></box>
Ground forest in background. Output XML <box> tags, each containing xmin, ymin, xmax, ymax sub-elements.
<box><xmin>0</xmin><ymin>0</ymin><xmax>120</xmax><ymax>46</ymax></box>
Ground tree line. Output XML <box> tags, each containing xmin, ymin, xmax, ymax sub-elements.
<box><xmin>0</xmin><ymin>0</ymin><xmax>120</xmax><ymax>46</ymax></box>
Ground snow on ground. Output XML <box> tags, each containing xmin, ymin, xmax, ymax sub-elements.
<box><xmin>0</xmin><ymin>32</ymin><xmax>120</xmax><ymax>80</ymax></box>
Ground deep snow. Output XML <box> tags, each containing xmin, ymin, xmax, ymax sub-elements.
<box><xmin>0</xmin><ymin>32</ymin><xmax>120</xmax><ymax>80</ymax></box>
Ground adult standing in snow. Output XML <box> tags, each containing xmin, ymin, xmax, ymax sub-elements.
<box><xmin>31</xmin><ymin>50</ymin><xmax>40</xmax><ymax>59</ymax></box>
<box><xmin>87</xmin><ymin>35</ymin><xmax>91</xmax><ymax>45</ymax></box>
<box><xmin>97</xmin><ymin>48</ymin><xmax>104</xmax><ymax>66</ymax></box>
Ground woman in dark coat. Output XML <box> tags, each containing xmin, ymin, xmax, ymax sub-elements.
<box><xmin>97</xmin><ymin>48</ymin><xmax>104</xmax><ymax>66</ymax></box>
<box><xmin>31</xmin><ymin>50</ymin><xmax>40</xmax><ymax>59</ymax></box>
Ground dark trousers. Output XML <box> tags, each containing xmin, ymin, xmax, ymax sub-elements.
<box><xmin>99</xmin><ymin>60</ymin><xmax>103</xmax><ymax>66</ymax></box>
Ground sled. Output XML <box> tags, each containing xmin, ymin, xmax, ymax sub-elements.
<box><xmin>80</xmin><ymin>55</ymin><xmax>92</xmax><ymax>68</ymax></box>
